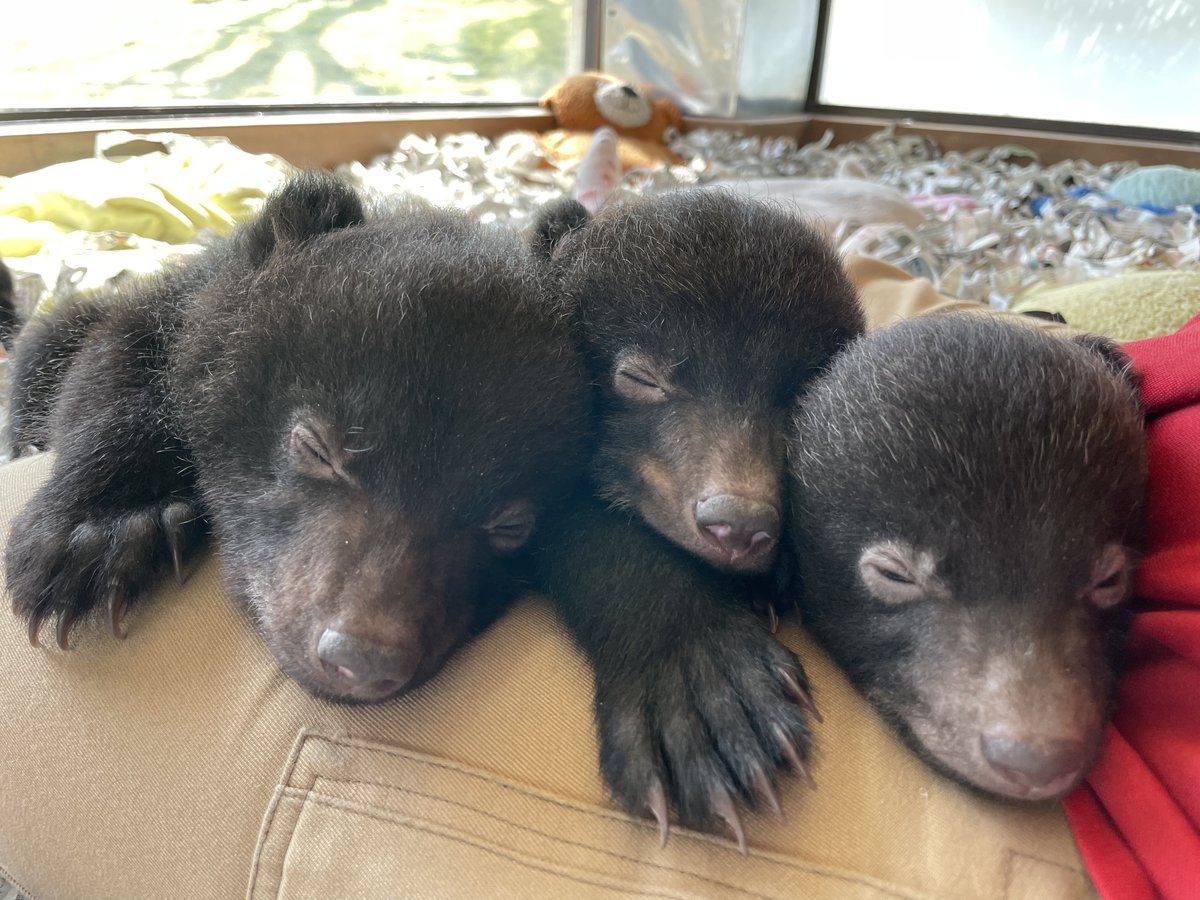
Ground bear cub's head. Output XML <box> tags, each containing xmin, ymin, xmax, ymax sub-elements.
<box><xmin>534</xmin><ymin>189</ymin><xmax>864</xmax><ymax>574</ymax></box>
<box><xmin>174</xmin><ymin>174</ymin><xmax>590</xmax><ymax>702</ymax></box>
<box><xmin>789</xmin><ymin>316</ymin><xmax>1148</xmax><ymax>800</ymax></box>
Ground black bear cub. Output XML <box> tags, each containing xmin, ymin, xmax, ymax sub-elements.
<box><xmin>5</xmin><ymin>172</ymin><xmax>590</xmax><ymax>703</ymax></box>
<box><xmin>533</xmin><ymin>189</ymin><xmax>864</xmax><ymax>846</ymax></box>
<box><xmin>0</xmin><ymin>258</ymin><xmax>15</xmax><ymax>351</ymax></box>
<box><xmin>789</xmin><ymin>315</ymin><xmax>1147</xmax><ymax>800</ymax></box>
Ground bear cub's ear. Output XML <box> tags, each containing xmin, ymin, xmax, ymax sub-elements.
<box><xmin>0</xmin><ymin>257</ymin><xmax>17</xmax><ymax>351</ymax></box>
<box><xmin>1071</xmin><ymin>332</ymin><xmax>1141</xmax><ymax>396</ymax></box>
<box><xmin>240</xmin><ymin>171</ymin><xmax>367</xmax><ymax>268</ymax></box>
<box><xmin>530</xmin><ymin>196</ymin><xmax>592</xmax><ymax>261</ymax></box>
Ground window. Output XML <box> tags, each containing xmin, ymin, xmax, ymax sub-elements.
<box><xmin>3</xmin><ymin>0</ymin><xmax>579</xmax><ymax>113</ymax></box>
<box><xmin>2</xmin><ymin>0</ymin><xmax>1197</xmax><ymax>141</ymax></box>
<box><xmin>603</xmin><ymin>0</ymin><xmax>820</xmax><ymax>117</ymax></box>
<box><xmin>817</xmin><ymin>0</ymin><xmax>1200</xmax><ymax>133</ymax></box>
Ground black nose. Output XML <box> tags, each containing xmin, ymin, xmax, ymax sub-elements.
<box><xmin>981</xmin><ymin>732</ymin><xmax>1088</xmax><ymax>790</ymax></box>
<box><xmin>317</xmin><ymin>629</ymin><xmax>419</xmax><ymax>692</ymax></box>
<box><xmin>619</xmin><ymin>84</ymin><xmax>639</xmax><ymax>98</ymax></box>
<box><xmin>694</xmin><ymin>495</ymin><xmax>780</xmax><ymax>562</ymax></box>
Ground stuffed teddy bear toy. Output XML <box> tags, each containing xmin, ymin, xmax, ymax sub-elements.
<box><xmin>538</xmin><ymin>71</ymin><xmax>683</xmax><ymax>170</ymax></box>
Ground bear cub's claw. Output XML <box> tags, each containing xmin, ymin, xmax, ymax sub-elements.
<box><xmin>7</xmin><ymin>497</ymin><xmax>205</xmax><ymax>649</ymax></box>
<box><xmin>597</xmin><ymin>608</ymin><xmax>816</xmax><ymax>852</ymax></box>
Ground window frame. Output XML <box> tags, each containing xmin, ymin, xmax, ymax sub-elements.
<box><xmin>0</xmin><ymin>0</ymin><xmax>1196</xmax><ymax>177</ymax></box>
<box><xmin>804</xmin><ymin>0</ymin><xmax>1200</xmax><ymax>147</ymax></box>
<box><xmin>0</xmin><ymin>0</ymin><xmax>604</xmax><ymax>127</ymax></box>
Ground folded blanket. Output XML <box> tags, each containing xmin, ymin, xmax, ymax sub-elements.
<box><xmin>1063</xmin><ymin>312</ymin><xmax>1200</xmax><ymax>899</ymax></box>
<box><xmin>1013</xmin><ymin>270</ymin><xmax>1200</xmax><ymax>342</ymax></box>
<box><xmin>0</xmin><ymin>132</ymin><xmax>291</xmax><ymax>321</ymax></box>
<box><xmin>0</xmin><ymin>131</ymin><xmax>291</xmax><ymax>250</ymax></box>
<box><xmin>0</xmin><ymin>157</ymin><xmax>217</xmax><ymax>244</ymax></box>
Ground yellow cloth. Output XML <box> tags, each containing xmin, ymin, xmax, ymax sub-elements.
<box><xmin>1012</xmin><ymin>270</ymin><xmax>1200</xmax><ymax>342</ymax></box>
<box><xmin>0</xmin><ymin>132</ymin><xmax>290</xmax><ymax>250</ymax></box>
<box><xmin>0</xmin><ymin>157</ymin><xmax>219</xmax><ymax>244</ymax></box>
<box><xmin>0</xmin><ymin>215</ymin><xmax>62</xmax><ymax>258</ymax></box>
<box><xmin>845</xmin><ymin>253</ymin><xmax>1075</xmax><ymax>336</ymax></box>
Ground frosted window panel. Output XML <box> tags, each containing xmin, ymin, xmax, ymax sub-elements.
<box><xmin>605</xmin><ymin>0</ymin><xmax>819</xmax><ymax>117</ymax></box>
<box><xmin>819</xmin><ymin>0</ymin><xmax>1199</xmax><ymax>132</ymax></box>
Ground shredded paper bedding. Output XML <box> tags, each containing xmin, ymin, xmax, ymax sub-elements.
<box><xmin>1</xmin><ymin>124</ymin><xmax>1198</xmax><ymax>434</ymax></box>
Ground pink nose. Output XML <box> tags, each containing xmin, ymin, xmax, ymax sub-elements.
<box><xmin>317</xmin><ymin>629</ymin><xmax>419</xmax><ymax>693</ymax></box>
<box><xmin>694</xmin><ymin>494</ymin><xmax>779</xmax><ymax>562</ymax></box>
<box><xmin>981</xmin><ymin>732</ymin><xmax>1088</xmax><ymax>790</ymax></box>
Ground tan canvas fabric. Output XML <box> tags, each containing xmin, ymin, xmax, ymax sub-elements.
<box><xmin>844</xmin><ymin>254</ymin><xmax>1076</xmax><ymax>336</ymax></box>
<box><xmin>0</xmin><ymin>259</ymin><xmax>1094</xmax><ymax>899</ymax></box>
<box><xmin>0</xmin><ymin>450</ymin><xmax>1091</xmax><ymax>900</ymax></box>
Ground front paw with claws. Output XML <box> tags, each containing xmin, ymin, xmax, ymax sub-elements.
<box><xmin>594</xmin><ymin>609</ymin><xmax>818</xmax><ymax>852</ymax></box>
<box><xmin>5</xmin><ymin>498</ymin><xmax>205</xmax><ymax>648</ymax></box>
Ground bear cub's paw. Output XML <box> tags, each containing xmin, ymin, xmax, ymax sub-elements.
<box><xmin>6</xmin><ymin>496</ymin><xmax>205</xmax><ymax>648</ymax></box>
<box><xmin>596</xmin><ymin>608</ymin><xmax>817</xmax><ymax>852</ymax></box>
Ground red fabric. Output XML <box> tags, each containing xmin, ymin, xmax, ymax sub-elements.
<box><xmin>1063</xmin><ymin>313</ymin><xmax>1200</xmax><ymax>899</ymax></box>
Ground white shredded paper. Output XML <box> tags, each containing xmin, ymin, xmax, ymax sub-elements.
<box><xmin>340</xmin><ymin>125</ymin><xmax>1200</xmax><ymax>309</ymax></box>
<box><xmin>3</xmin><ymin>125</ymin><xmax>1199</xmax><ymax>440</ymax></box>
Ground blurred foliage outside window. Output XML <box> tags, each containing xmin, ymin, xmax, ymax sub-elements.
<box><xmin>3</xmin><ymin>0</ymin><xmax>574</xmax><ymax>110</ymax></box>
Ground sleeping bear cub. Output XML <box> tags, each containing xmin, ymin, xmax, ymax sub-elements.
<box><xmin>4</xmin><ymin>172</ymin><xmax>590</xmax><ymax>703</ymax></box>
<box><xmin>533</xmin><ymin>189</ymin><xmax>864</xmax><ymax>845</ymax></box>
<box><xmin>789</xmin><ymin>316</ymin><xmax>1147</xmax><ymax>800</ymax></box>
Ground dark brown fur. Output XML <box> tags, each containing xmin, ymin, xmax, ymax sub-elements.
<box><xmin>5</xmin><ymin>173</ymin><xmax>590</xmax><ymax>702</ymax></box>
<box><xmin>789</xmin><ymin>315</ymin><xmax>1147</xmax><ymax>799</ymax></box>
<box><xmin>0</xmin><ymin>258</ymin><xmax>15</xmax><ymax>352</ymax></box>
<box><xmin>533</xmin><ymin>190</ymin><xmax>864</xmax><ymax>837</ymax></box>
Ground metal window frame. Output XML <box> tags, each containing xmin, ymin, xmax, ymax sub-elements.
<box><xmin>0</xmin><ymin>99</ymin><xmax>538</xmax><ymax>125</ymax></box>
<box><xmin>0</xmin><ymin>0</ymin><xmax>1196</xmax><ymax>147</ymax></box>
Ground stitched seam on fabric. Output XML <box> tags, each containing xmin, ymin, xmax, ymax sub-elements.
<box><xmin>271</xmin><ymin>785</ymin><xmax>314</xmax><ymax>900</ymax></box>
<box><xmin>295</xmin><ymin>776</ymin><xmax>924</xmax><ymax>900</ymax></box>
<box><xmin>1002</xmin><ymin>848</ymin><xmax>1087</xmax><ymax>900</ymax></box>
<box><xmin>297</xmin><ymin>732</ymin><xmax>932</xmax><ymax>898</ymax></box>
<box><xmin>299</xmin><ymin>733</ymin><xmax>623</xmax><ymax>822</ymax></box>
<box><xmin>313</xmin><ymin>776</ymin><xmax>927</xmax><ymax>898</ymax></box>
<box><xmin>1009</xmin><ymin>850</ymin><xmax>1083</xmax><ymax>875</ymax></box>
<box><xmin>245</xmin><ymin>730</ymin><xmax>316</xmax><ymax>899</ymax></box>
<box><xmin>291</xmin><ymin>789</ymin><xmax>740</xmax><ymax>900</ymax></box>
<box><xmin>302</xmin><ymin>733</ymin><xmax>666</xmax><ymax>823</ymax></box>
<box><xmin>305</xmin><ymin>781</ymin><xmax>779</xmax><ymax>900</ymax></box>
<box><xmin>246</xmin><ymin>786</ymin><xmax>289</xmax><ymax>899</ymax></box>
<box><xmin>0</xmin><ymin>863</ymin><xmax>36</xmax><ymax>900</ymax></box>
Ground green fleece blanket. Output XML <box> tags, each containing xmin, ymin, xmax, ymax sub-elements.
<box><xmin>0</xmin><ymin>131</ymin><xmax>292</xmax><ymax>316</ymax></box>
